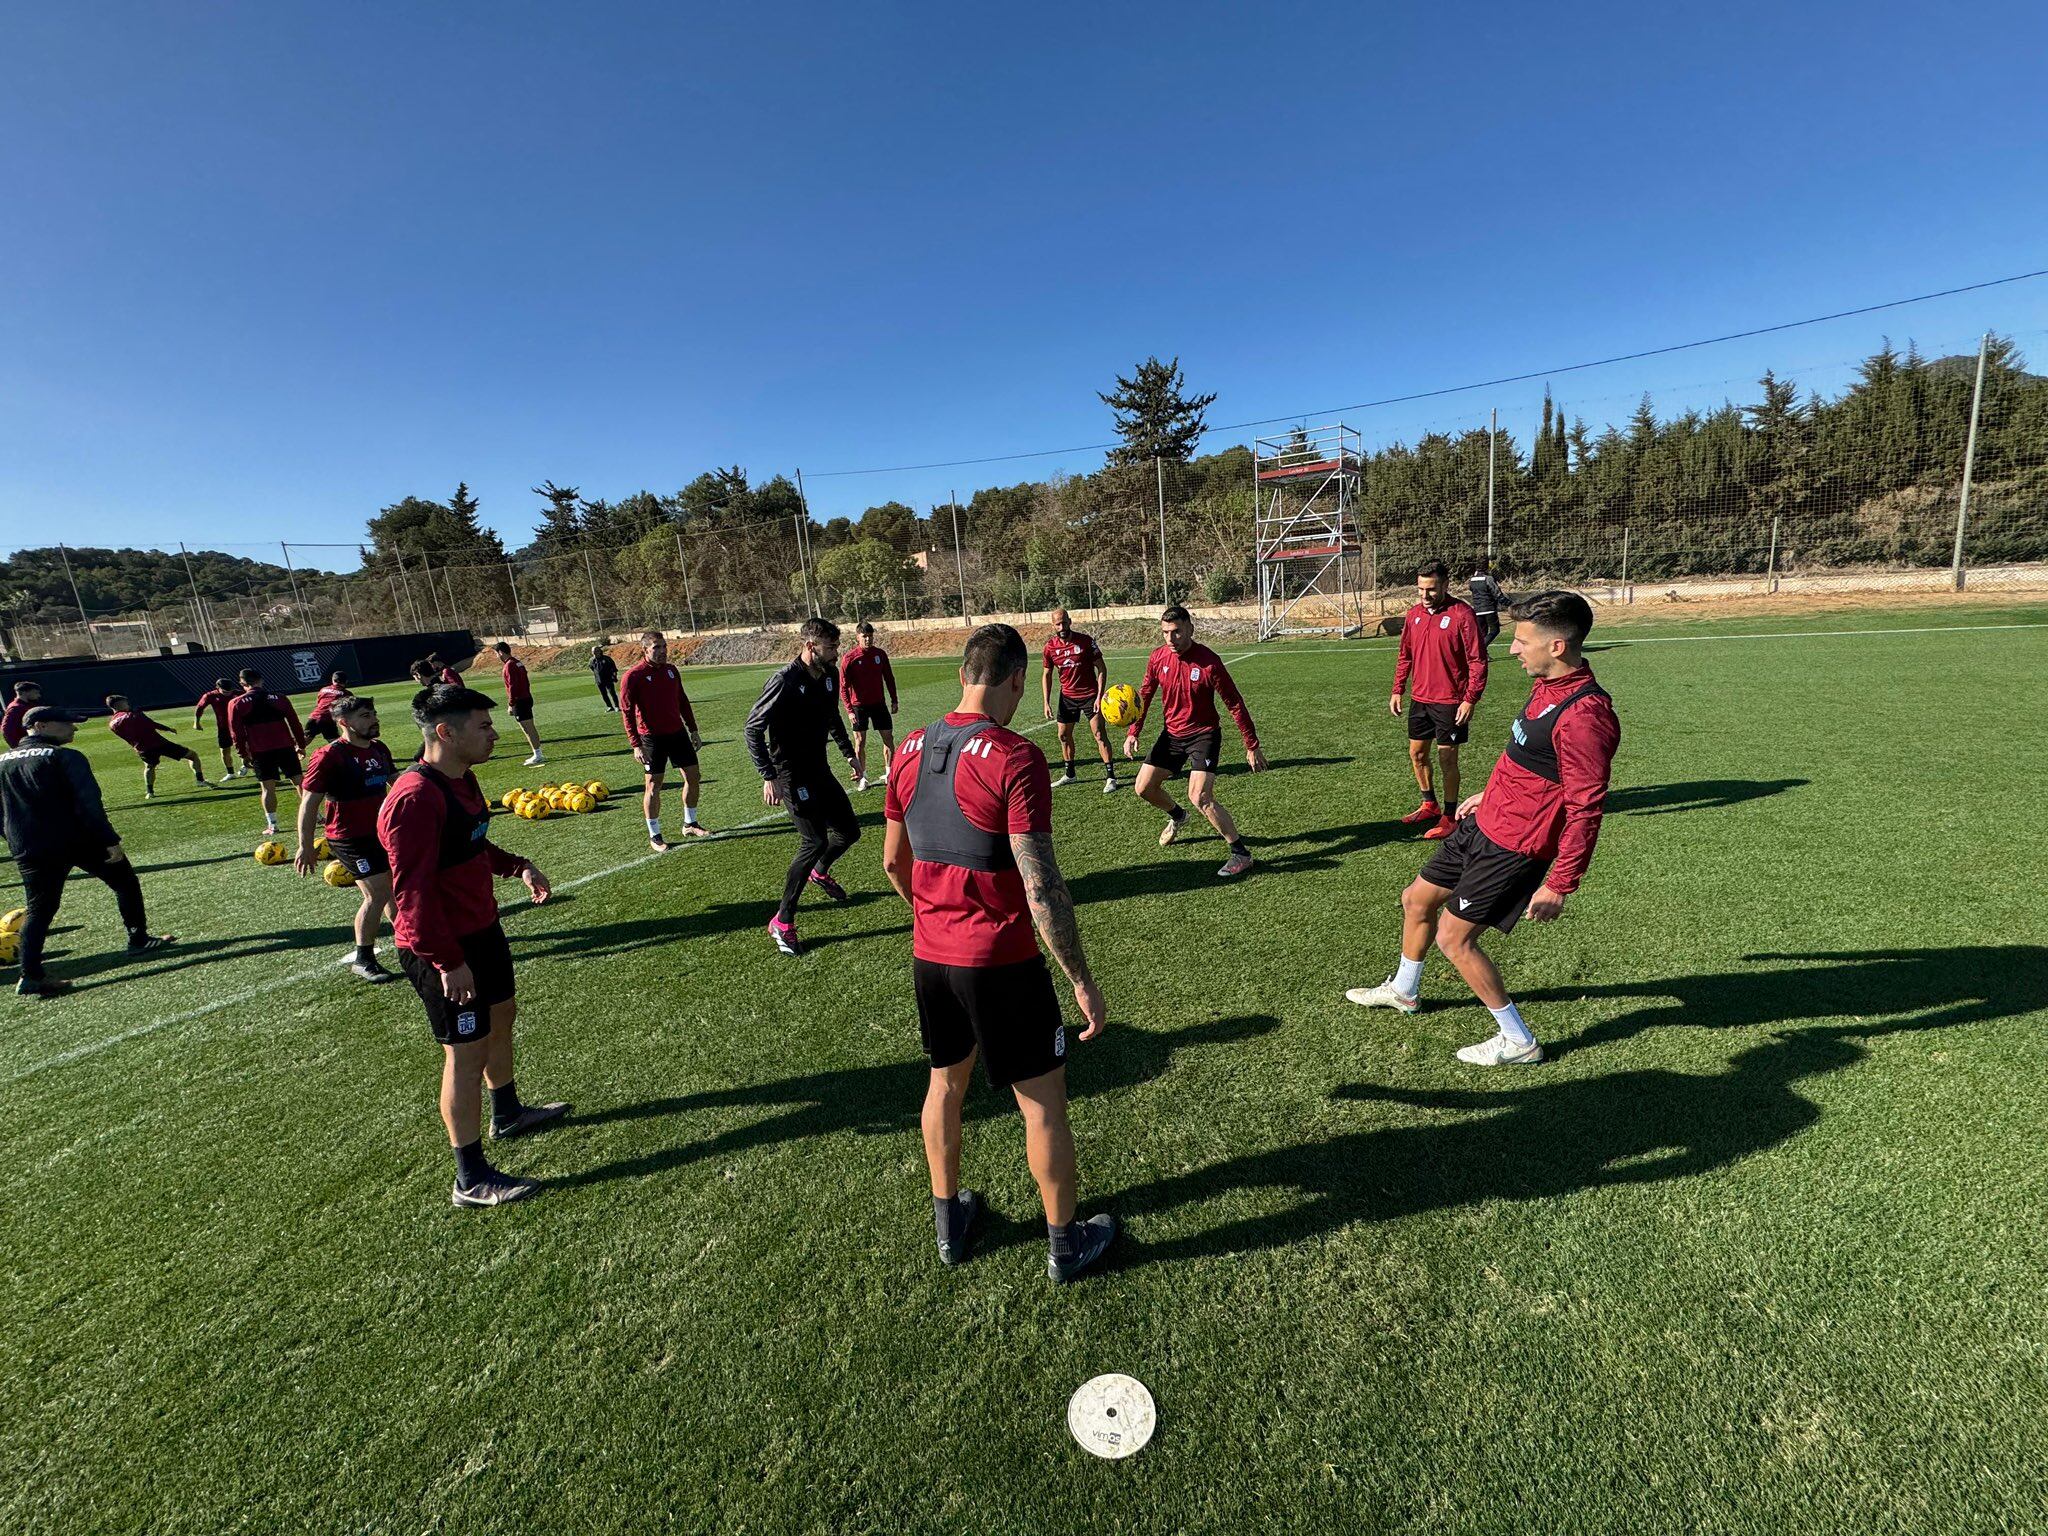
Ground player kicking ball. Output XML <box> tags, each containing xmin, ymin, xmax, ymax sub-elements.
<box><xmin>1347</xmin><ymin>591</ymin><xmax>1620</xmax><ymax>1065</ymax></box>
<box><xmin>1124</xmin><ymin>605</ymin><xmax>1266</xmax><ymax>877</ymax></box>
<box><xmin>1041</xmin><ymin>608</ymin><xmax>1118</xmax><ymax>793</ymax></box>
<box><xmin>105</xmin><ymin>694</ymin><xmax>209</xmax><ymax>796</ymax></box>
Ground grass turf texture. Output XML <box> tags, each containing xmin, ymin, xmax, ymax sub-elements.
<box><xmin>5</xmin><ymin>602</ymin><xmax>2046</xmax><ymax>1534</ymax></box>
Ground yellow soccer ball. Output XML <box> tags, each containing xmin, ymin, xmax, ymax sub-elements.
<box><xmin>1100</xmin><ymin>683</ymin><xmax>1139</xmax><ymax>728</ymax></box>
<box><xmin>584</xmin><ymin>781</ymin><xmax>609</xmax><ymax>802</ymax></box>
<box><xmin>500</xmin><ymin>790</ymin><xmax>522</xmax><ymax>810</ymax></box>
<box><xmin>254</xmin><ymin>839</ymin><xmax>287</xmax><ymax>865</ymax></box>
<box><xmin>0</xmin><ymin>930</ymin><xmax>19</xmax><ymax>967</ymax></box>
<box><xmin>323</xmin><ymin>859</ymin><xmax>357</xmax><ymax>887</ymax></box>
<box><xmin>313</xmin><ymin>835</ymin><xmax>330</xmax><ymax>860</ymax></box>
<box><xmin>568</xmin><ymin>792</ymin><xmax>593</xmax><ymax>813</ymax></box>
<box><xmin>0</xmin><ymin>907</ymin><xmax>24</xmax><ymax>936</ymax></box>
<box><xmin>528</xmin><ymin>799</ymin><xmax>551</xmax><ymax>820</ymax></box>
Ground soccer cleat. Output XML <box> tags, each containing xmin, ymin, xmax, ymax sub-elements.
<box><xmin>144</xmin><ymin>792</ymin><xmax>156</xmax><ymax>800</ymax></box>
<box><xmin>17</xmin><ymin>976</ymin><xmax>72</xmax><ymax>998</ymax></box>
<box><xmin>350</xmin><ymin>956</ymin><xmax>396</xmax><ymax>983</ymax></box>
<box><xmin>1345</xmin><ymin>978</ymin><xmax>1420</xmax><ymax>1013</ymax></box>
<box><xmin>937</xmin><ymin>1189</ymin><xmax>985</xmax><ymax>1267</ymax></box>
<box><xmin>126</xmin><ymin>933</ymin><xmax>176</xmax><ymax>955</ymax></box>
<box><xmin>1400</xmin><ymin>802</ymin><xmax>1442</xmax><ymax>826</ymax></box>
<box><xmin>1217</xmin><ymin>849</ymin><xmax>1255</xmax><ymax>878</ymax></box>
<box><xmin>678</xmin><ymin>822</ymin><xmax>712</xmax><ymax>839</ymax></box>
<box><xmin>808</xmin><ymin>870</ymin><xmax>849</xmax><ymax>904</ymax></box>
<box><xmin>649</xmin><ymin>835</ymin><xmax>672</xmax><ymax>853</ymax></box>
<box><xmin>491</xmin><ymin>1101</ymin><xmax>571</xmax><ymax>1139</ymax></box>
<box><xmin>1055</xmin><ymin>771</ymin><xmax>1078</xmax><ymax>787</ymax></box>
<box><xmin>1455</xmin><ymin>1032</ymin><xmax>1545</xmax><ymax>1067</ymax></box>
<box><xmin>1422</xmin><ymin>814</ymin><xmax>1456</xmax><ymax>840</ymax></box>
<box><xmin>1102</xmin><ymin>776</ymin><xmax>1120</xmax><ymax>794</ymax></box>
<box><xmin>852</xmin><ymin>775</ymin><xmax>870</xmax><ymax>792</ymax></box>
<box><xmin>523</xmin><ymin>752</ymin><xmax>545</xmax><ymax>767</ymax></box>
<box><xmin>768</xmin><ymin>915</ymin><xmax>801</xmax><ymax>956</ymax></box>
<box><xmin>1047</xmin><ymin>1213</ymin><xmax>1120</xmax><ymax>1284</ymax></box>
<box><xmin>450</xmin><ymin>1170</ymin><xmax>540</xmax><ymax>1208</ymax></box>
<box><xmin>1158</xmin><ymin>814</ymin><xmax>1184</xmax><ymax>848</ymax></box>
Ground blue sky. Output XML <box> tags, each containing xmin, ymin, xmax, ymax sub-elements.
<box><xmin>4</xmin><ymin>1</ymin><xmax>2045</xmax><ymax>566</ymax></box>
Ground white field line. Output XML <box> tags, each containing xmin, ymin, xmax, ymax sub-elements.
<box><xmin>1223</xmin><ymin>620</ymin><xmax>2048</xmax><ymax>658</ymax></box>
<box><xmin>4</xmin><ymin>810</ymin><xmax>793</xmax><ymax>1084</ymax></box>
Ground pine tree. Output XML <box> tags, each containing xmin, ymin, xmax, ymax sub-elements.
<box><xmin>530</xmin><ymin>480</ymin><xmax>584</xmax><ymax>552</ymax></box>
<box><xmin>449</xmin><ymin>482</ymin><xmax>484</xmax><ymax>537</ymax></box>
<box><xmin>1098</xmin><ymin>356</ymin><xmax>1217</xmax><ymax>465</ymax></box>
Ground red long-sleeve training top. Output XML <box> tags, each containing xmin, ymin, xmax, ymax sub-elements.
<box><xmin>839</xmin><ymin>645</ymin><xmax>897</xmax><ymax>711</ymax></box>
<box><xmin>620</xmin><ymin>660</ymin><xmax>700</xmax><ymax>747</ymax></box>
<box><xmin>194</xmin><ymin>689</ymin><xmax>231</xmax><ymax>732</ymax></box>
<box><xmin>1474</xmin><ymin>666</ymin><xmax>1620</xmax><ymax>895</ymax></box>
<box><xmin>108</xmin><ymin>711</ymin><xmax>176</xmax><ymax>753</ymax></box>
<box><xmin>1133</xmin><ymin>643</ymin><xmax>1257</xmax><ymax>748</ymax></box>
<box><xmin>3</xmin><ymin>700</ymin><xmax>31</xmax><ymax>748</ymax></box>
<box><xmin>1393</xmin><ymin>599</ymin><xmax>1488</xmax><ymax>706</ymax></box>
<box><xmin>501</xmin><ymin>657</ymin><xmax>533</xmax><ymax>703</ymax></box>
<box><xmin>227</xmin><ymin>690</ymin><xmax>306</xmax><ymax>756</ymax></box>
<box><xmin>377</xmin><ymin>763</ymin><xmax>530</xmax><ymax>970</ymax></box>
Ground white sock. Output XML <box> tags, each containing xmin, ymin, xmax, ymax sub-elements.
<box><xmin>647</xmin><ymin>817</ymin><xmax>662</xmax><ymax>839</ymax></box>
<box><xmin>683</xmin><ymin>805</ymin><xmax>698</xmax><ymax>826</ymax></box>
<box><xmin>264</xmin><ymin>814</ymin><xmax>277</xmax><ymax>832</ymax></box>
<box><xmin>1393</xmin><ymin>955</ymin><xmax>1425</xmax><ymax>996</ymax></box>
<box><xmin>1489</xmin><ymin>1000</ymin><xmax>1534</xmax><ymax>1046</ymax></box>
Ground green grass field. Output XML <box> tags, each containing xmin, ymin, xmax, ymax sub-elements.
<box><xmin>6</xmin><ymin>603</ymin><xmax>2047</xmax><ymax>1534</ymax></box>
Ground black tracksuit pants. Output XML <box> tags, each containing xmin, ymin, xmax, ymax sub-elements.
<box><xmin>776</xmin><ymin>774</ymin><xmax>860</xmax><ymax>923</ymax></box>
<box><xmin>17</xmin><ymin>849</ymin><xmax>150</xmax><ymax>980</ymax></box>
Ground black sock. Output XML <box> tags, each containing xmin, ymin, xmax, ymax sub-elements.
<box><xmin>1063</xmin><ymin>755</ymin><xmax>1075</xmax><ymax>774</ymax></box>
<box><xmin>354</xmin><ymin>943</ymin><xmax>374</xmax><ymax>964</ymax></box>
<box><xmin>1048</xmin><ymin>1220</ymin><xmax>1079</xmax><ymax>1260</ymax></box>
<box><xmin>1229</xmin><ymin>838</ymin><xmax>1250</xmax><ymax>856</ymax></box>
<box><xmin>490</xmin><ymin>1081</ymin><xmax>523</xmax><ymax>1126</ymax></box>
<box><xmin>1169</xmin><ymin>804</ymin><xmax>1187</xmax><ymax>822</ymax></box>
<box><xmin>454</xmin><ymin>1139</ymin><xmax>489</xmax><ymax>1186</ymax></box>
<box><xmin>935</xmin><ymin>1194</ymin><xmax>965</xmax><ymax>1246</ymax></box>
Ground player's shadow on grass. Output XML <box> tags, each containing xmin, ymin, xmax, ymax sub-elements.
<box><xmin>1066</xmin><ymin>818</ymin><xmax>1412</xmax><ymax>905</ymax></box>
<box><xmin>556</xmin><ymin>1013</ymin><xmax>1280</xmax><ymax>1192</ymax></box>
<box><xmin>1606</xmin><ymin>778</ymin><xmax>1808</xmax><ymax>817</ymax></box>
<box><xmin>519</xmin><ymin>894</ymin><xmax>901</xmax><ymax>961</ymax></box>
<box><xmin>37</xmin><ymin>925</ymin><xmax>351</xmax><ymax>986</ymax></box>
<box><xmin>130</xmin><ymin>851</ymin><xmax>267</xmax><ymax>874</ymax></box>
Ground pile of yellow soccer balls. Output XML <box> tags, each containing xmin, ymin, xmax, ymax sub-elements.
<box><xmin>502</xmin><ymin>780</ymin><xmax>610</xmax><ymax>821</ymax></box>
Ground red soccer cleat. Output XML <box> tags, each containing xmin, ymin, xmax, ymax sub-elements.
<box><xmin>1422</xmin><ymin>814</ymin><xmax>1456</xmax><ymax>840</ymax></box>
<box><xmin>1400</xmin><ymin>802</ymin><xmax>1442</xmax><ymax>826</ymax></box>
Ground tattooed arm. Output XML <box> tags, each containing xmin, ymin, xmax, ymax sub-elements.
<box><xmin>1009</xmin><ymin>827</ymin><xmax>1107</xmax><ymax>1039</ymax></box>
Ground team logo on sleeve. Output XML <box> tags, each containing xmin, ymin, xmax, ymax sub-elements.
<box><xmin>1440</xmin><ymin>615</ymin><xmax>1451</xmax><ymax>630</ymax></box>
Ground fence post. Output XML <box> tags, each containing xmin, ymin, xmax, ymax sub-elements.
<box><xmin>1620</xmin><ymin>525</ymin><xmax>1631</xmax><ymax>602</ymax></box>
<box><xmin>1368</xmin><ymin>541</ymin><xmax>1378</xmax><ymax>616</ymax></box>
<box><xmin>673</xmin><ymin>532</ymin><xmax>697</xmax><ymax>632</ymax></box>
<box><xmin>505</xmin><ymin>561</ymin><xmax>524</xmax><ymax>636</ymax></box>
<box><xmin>1156</xmin><ymin>455</ymin><xmax>1169</xmax><ymax>603</ymax></box>
<box><xmin>1952</xmin><ymin>330</ymin><xmax>1990</xmax><ymax>591</ymax></box>
<box><xmin>949</xmin><ymin>491</ymin><xmax>968</xmax><ymax>626</ymax></box>
<box><xmin>1486</xmin><ymin>407</ymin><xmax>1497</xmax><ymax>559</ymax></box>
<box><xmin>341</xmin><ymin>580</ymin><xmax>357</xmax><ymax>636</ymax></box>
<box><xmin>57</xmin><ymin>543</ymin><xmax>100</xmax><ymax>658</ymax></box>
<box><xmin>177</xmin><ymin>542</ymin><xmax>214</xmax><ymax>650</ymax></box>
<box><xmin>279</xmin><ymin>542</ymin><xmax>314</xmax><ymax>639</ymax></box>
<box><xmin>581</xmin><ymin>546</ymin><xmax>605</xmax><ymax>631</ymax></box>
<box><xmin>1766</xmin><ymin>516</ymin><xmax>1780</xmax><ymax>594</ymax></box>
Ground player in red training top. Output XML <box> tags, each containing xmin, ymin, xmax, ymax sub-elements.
<box><xmin>1123</xmin><ymin>606</ymin><xmax>1268</xmax><ymax>878</ymax></box>
<box><xmin>1348</xmin><ymin>591</ymin><xmax>1620</xmax><ymax>1066</ymax></box>
<box><xmin>621</xmin><ymin>630</ymin><xmax>709</xmax><ymax>850</ymax></box>
<box><xmin>1390</xmin><ymin>559</ymin><xmax>1488</xmax><ymax>841</ymax></box>
<box><xmin>3</xmin><ymin>681</ymin><xmax>40</xmax><ymax>750</ymax></box>
<box><xmin>193</xmin><ymin>677</ymin><xmax>242</xmax><ymax>778</ymax></box>
<box><xmin>1041</xmin><ymin>608</ymin><xmax>1117</xmax><ymax>794</ymax></box>
<box><xmin>379</xmin><ymin>683</ymin><xmax>567</xmax><ymax>1208</ymax></box>
<box><xmin>839</xmin><ymin>621</ymin><xmax>898</xmax><ymax>792</ymax></box>
<box><xmin>297</xmin><ymin>693</ymin><xmax>400</xmax><ymax>983</ymax></box>
<box><xmin>227</xmin><ymin>667</ymin><xmax>306</xmax><ymax>836</ymax></box>
<box><xmin>104</xmin><ymin>694</ymin><xmax>208</xmax><ymax>797</ymax></box>
<box><xmin>882</xmin><ymin>623</ymin><xmax>1117</xmax><ymax>1283</ymax></box>
<box><xmin>491</xmin><ymin>641</ymin><xmax>545</xmax><ymax>766</ymax></box>
<box><xmin>307</xmin><ymin>671</ymin><xmax>351</xmax><ymax>742</ymax></box>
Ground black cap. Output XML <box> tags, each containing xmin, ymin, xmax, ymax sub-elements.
<box><xmin>23</xmin><ymin>705</ymin><xmax>90</xmax><ymax>727</ymax></box>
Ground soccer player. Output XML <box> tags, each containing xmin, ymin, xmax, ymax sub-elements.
<box><xmin>430</xmin><ymin>653</ymin><xmax>464</xmax><ymax>686</ymax></box>
<box><xmin>1123</xmin><ymin>605</ymin><xmax>1267</xmax><ymax>877</ymax></box>
<box><xmin>1468</xmin><ymin>557</ymin><xmax>1504</xmax><ymax>648</ymax></box>
<box><xmin>1347</xmin><ymin>591</ymin><xmax>1621</xmax><ymax>1065</ymax></box>
<box><xmin>2</xmin><ymin>681</ymin><xmax>39</xmax><ymax>749</ymax></box>
<box><xmin>882</xmin><ymin>623</ymin><xmax>1117</xmax><ymax>1281</ymax></box>
<box><xmin>297</xmin><ymin>693</ymin><xmax>400</xmax><ymax>982</ymax></box>
<box><xmin>590</xmin><ymin>645</ymin><xmax>621</xmax><ymax>712</ymax></box>
<box><xmin>621</xmin><ymin>630</ymin><xmax>709</xmax><ymax>849</ymax></box>
<box><xmin>492</xmin><ymin>641</ymin><xmax>544</xmax><ymax>766</ymax></box>
<box><xmin>1390</xmin><ymin>559</ymin><xmax>1489</xmax><ymax>841</ymax></box>
<box><xmin>105</xmin><ymin>694</ymin><xmax>208</xmax><ymax>797</ymax></box>
<box><xmin>306</xmin><ymin>670</ymin><xmax>351</xmax><ymax>742</ymax></box>
<box><xmin>379</xmin><ymin>683</ymin><xmax>567</xmax><ymax>1208</ymax></box>
<box><xmin>0</xmin><ymin>705</ymin><xmax>175</xmax><ymax>998</ymax></box>
<box><xmin>194</xmin><ymin>677</ymin><xmax>241</xmax><ymax>777</ymax></box>
<box><xmin>745</xmin><ymin>617</ymin><xmax>863</xmax><ymax>956</ymax></box>
<box><xmin>839</xmin><ymin>620</ymin><xmax>899</xmax><ymax>791</ymax></box>
<box><xmin>227</xmin><ymin>667</ymin><xmax>307</xmax><ymax>836</ymax></box>
<box><xmin>409</xmin><ymin>659</ymin><xmax>439</xmax><ymax>688</ymax></box>
<box><xmin>1041</xmin><ymin>607</ymin><xmax>1117</xmax><ymax>792</ymax></box>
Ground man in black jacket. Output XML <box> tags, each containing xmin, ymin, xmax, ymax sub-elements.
<box><xmin>589</xmin><ymin>645</ymin><xmax>621</xmax><ymax>712</ymax></box>
<box><xmin>0</xmin><ymin>707</ymin><xmax>174</xmax><ymax>997</ymax></box>
<box><xmin>744</xmin><ymin>617</ymin><xmax>863</xmax><ymax>956</ymax></box>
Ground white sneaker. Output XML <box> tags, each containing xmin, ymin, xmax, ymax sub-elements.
<box><xmin>853</xmin><ymin>776</ymin><xmax>870</xmax><ymax>792</ymax></box>
<box><xmin>1344</xmin><ymin>978</ymin><xmax>1419</xmax><ymax>1013</ymax></box>
<box><xmin>1455</xmin><ymin>1032</ymin><xmax>1545</xmax><ymax>1067</ymax></box>
<box><xmin>523</xmin><ymin>753</ymin><xmax>544</xmax><ymax>767</ymax></box>
<box><xmin>1158</xmin><ymin>815</ymin><xmax>1184</xmax><ymax>847</ymax></box>
<box><xmin>1055</xmin><ymin>772</ymin><xmax>1078</xmax><ymax>787</ymax></box>
<box><xmin>1102</xmin><ymin>777</ymin><xmax>1121</xmax><ymax>794</ymax></box>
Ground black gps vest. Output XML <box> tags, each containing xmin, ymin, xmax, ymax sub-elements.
<box><xmin>1503</xmin><ymin>677</ymin><xmax>1608</xmax><ymax>784</ymax></box>
<box><xmin>901</xmin><ymin>718</ymin><xmax>1015</xmax><ymax>873</ymax></box>
<box><xmin>402</xmin><ymin>763</ymin><xmax>492</xmax><ymax>868</ymax></box>
<box><xmin>324</xmin><ymin>744</ymin><xmax>396</xmax><ymax>804</ymax></box>
<box><xmin>242</xmin><ymin>690</ymin><xmax>288</xmax><ymax>725</ymax></box>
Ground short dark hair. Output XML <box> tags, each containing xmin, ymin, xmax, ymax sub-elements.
<box><xmin>105</xmin><ymin>693</ymin><xmax>129</xmax><ymax>710</ymax></box>
<box><xmin>799</xmin><ymin>617</ymin><xmax>840</xmax><ymax>646</ymax></box>
<box><xmin>328</xmin><ymin>670</ymin><xmax>346</xmax><ymax>685</ymax></box>
<box><xmin>15</xmin><ymin>681</ymin><xmax>42</xmax><ymax>698</ymax></box>
<box><xmin>856</xmin><ymin>621</ymin><xmax>875</xmax><ymax>636</ymax></box>
<box><xmin>213</xmin><ymin>677</ymin><xmax>231</xmax><ymax>691</ymax></box>
<box><xmin>962</xmin><ymin>623</ymin><xmax>1028</xmax><ymax>686</ymax></box>
<box><xmin>640</xmin><ymin>629</ymin><xmax>663</xmax><ymax>644</ymax></box>
<box><xmin>1417</xmin><ymin>559</ymin><xmax>1449</xmax><ymax>580</ymax></box>
<box><xmin>334</xmin><ymin>693</ymin><xmax>375</xmax><ymax>719</ymax></box>
<box><xmin>409</xmin><ymin>660</ymin><xmax>436</xmax><ymax>684</ymax></box>
<box><xmin>492</xmin><ymin>641</ymin><xmax>511</xmax><ymax>655</ymax></box>
<box><xmin>413</xmin><ymin>684</ymin><xmax>494</xmax><ymax>733</ymax></box>
<box><xmin>1509</xmin><ymin>589</ymin><xmax>1594</xmax><ymax>648</ymax></box>
<box><xmin>1160</xmin><ymin>604</ymin><xmax>1192</xmax><ymax>626</ymax></box>
<box><xmin>238</xmin><ymin>668</ymin><xmax>263</xmax><ymax>685</ymax></box>
<box><xmin>1472</xmin><ymin>556</ymin><xmax>1491</xmax><ymax>574</ymax></box>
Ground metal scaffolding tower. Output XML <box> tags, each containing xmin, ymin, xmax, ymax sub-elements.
<box><xmin>1253</xmin><ymin>422</ymin><xmax>1363</xmax><ymax>639</ymax></box>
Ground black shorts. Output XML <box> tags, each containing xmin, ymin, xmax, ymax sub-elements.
<box><xmin>398</xmin><ymin>923</ymin><xmax>515</xmax><ymax>1045</ymax></box>
<box><xmin>914</xmin><ymin>955</ymin><xmax>1067</xmax><ymax>1089</ymax></box>
<box><xmin>1056</xmin><ymin>692</ymin><xmax>1100</xmax><ymax>726</ymax></box>
<box><xmin>640</xmin><ymin>729</ymin><xmax>697</xmax><ymax>776</ymax></box>
<box><xmin>1417</xmin><ymin>817</ymin><xmax>1551</xmax><ymax>935</ymax></box>
<box><xmin>312</xmin><ymin>716</ymin><xmax>341</xmax><ymax>742</ymax></box>
<box><xmin>139</xmin><ymin>741</ymin><xmax>198</xmax><ymax>767</ymax></box>
<box><xmin>215</xmin><ymin>725</ymin><xmax>233</xmax><ymax>749</ymax></box>
<box><xmin>850</xmin><ymin>703</ymin><xmax>892</xmax><ymax>733</ymax></box>
<box><xmin>509</xmin><ymin>698</ymin><xmax>534</xmax><ymax>723</ymax></box>
<box><xmin>1144</xmin><ymin>727</ymin><xmax>1222</xmax><ymax>777</ymax></box>
<box><xmin>1407</xmin><ymin>701</ymin><xmax>1469</xmax><ymax>746</ymax></box>
<box><xmin>251</xmin><ymin>747</ymin><xmax>303</xmax><ymax>783</ymax></box>
<box><xmin>328</xmin><ymin>835</ymin><xmax>389</xmax><ymax>878</ymax></box>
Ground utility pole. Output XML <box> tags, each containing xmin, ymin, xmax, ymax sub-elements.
<box><xmin>57</xmin><ymin>543</ymin><xmax>98</xmax><ymax>657</ymax></box>
<box><xmin>1156</xmin><ymin>455</ymin><xmax>1170</xmax><ymax>603</ymax></box>
<box><xmin>1951</xmin><ymin>331</ymin><xmax>1991</xmax><ymax>590</ymax></box>
<box><xmin>582</xmin><ymin>546</ymin><xmax>604</xmax><ymax>630</ymax></box>
<box><xmin>177</xmin><ymin>542</ymin><xmax>214</xmax><ymax>650</ymax></box>
<box><xmin>949</xmin><ymin>490</ymin><xmax>969</xmax><ymax>625</ymax></box>
<box><xmin>1486</xmin><ymin>407</ymin><xmax>1497</xmax><ymax>559</ymax></box>
<box><xmin>794</xmin><ymin>468</ymin><xmax>818</xmax><ymax>616</ymax></box>
<box><xmin>280</xmin><ymin>542</ymin><xmax>314</xmax><ymax>640</ymax></box>
<box><xmin>674</xmin><ymin>531</ymin><xmax>697</xmax><ymax>631</ymax></box>
<box><xmin>506</xmin><ymin>561</ymin><xmax>524</xmax><ymax>636</ymax></box>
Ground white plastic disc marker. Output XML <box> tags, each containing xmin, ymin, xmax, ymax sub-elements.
<box><xmin>1067</xmin><ymin>1373</ymin><xmax>1156</xmax><ymax>1459</ymax></box>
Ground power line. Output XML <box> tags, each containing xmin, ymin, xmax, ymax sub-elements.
<box><xmin>804</xmin><ymin>267</ymin><xmax>2048</xmax><ymax>478</ymax></box>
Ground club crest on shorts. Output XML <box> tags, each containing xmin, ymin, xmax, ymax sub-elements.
<box><xmin>455</xmin><ymin>1010</ymin><xmax>478</xmax><ymax>1036</ymax></box>
<box><xmin>1054</xmin><ymin>1025</ymin><xmax>1066</xmax><ymax>1057</ymax></box>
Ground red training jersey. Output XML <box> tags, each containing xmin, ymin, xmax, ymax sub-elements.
<box><xmin>303</xmin><ymin>738</ymin><xmax>399</xmax><ymax>841</ymax></box>
<box><xmin>839</xmin><ymin>645</ymin><xmax>897</xmax><ymax>711</ymax></box>
<box><xmin>227</xmin><ymin>689</ymin><xmax>306</xmax><ymax>756</ymax></box>
<box><xmin>377</xmin><ymin>763</ymin><xmax>530</xmax><ymax>970</ymax></box>
<box><xmin>1042</xmin><ymin>631</ymin><xmax>1106</xmax><ymax>700</ymax></box>
<box><xmin>1134</xmin><ymin>642</ymin><xmax>1257</xmax><ymax>749</ymax></box>
<box><xmin>3</xmin><ymin>699</ymin><xmax>31</xmax><ymax>748</ymax></box>
<box><xmin>108</xmin><ymin>710</ymin><xmax>175</xmax><ymax>753</ymax></box>
<box><xmin>501</xmin><ymin>657</ymin><xmax>532</xmax><ymax>703</ymax></box>
<box><xmin>1475</xmin><ymin>666</ymin><xmax>1620</xmax><ymax>895</ymax></box>
<box><xmin>884</xmin><ymin>713</ymin><xmax>1052</xmax><ymax>968</ymax></box>
<box><xmin>194</xmin><ymin>689</ymin><xmax>231</xmax><ymax>732</ymax></box>
<box><xmin>438</xmin><ymin>665</ymin><xmax>463</xmax><ymax>686</ymax></box>
<box><xmin>620</xmin><ymin>660</ymin><xmax>699</xmax><ymax>747</ymax></box>
<box><xmin>308</xmin><ymin>684</ymin><xmax>349</xmax><ymax>727</ymax></box>
<box><xmin>1394</xmin><ymin>599</ymin><xmax>1488</xmax><ymax>706</ymax></box>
